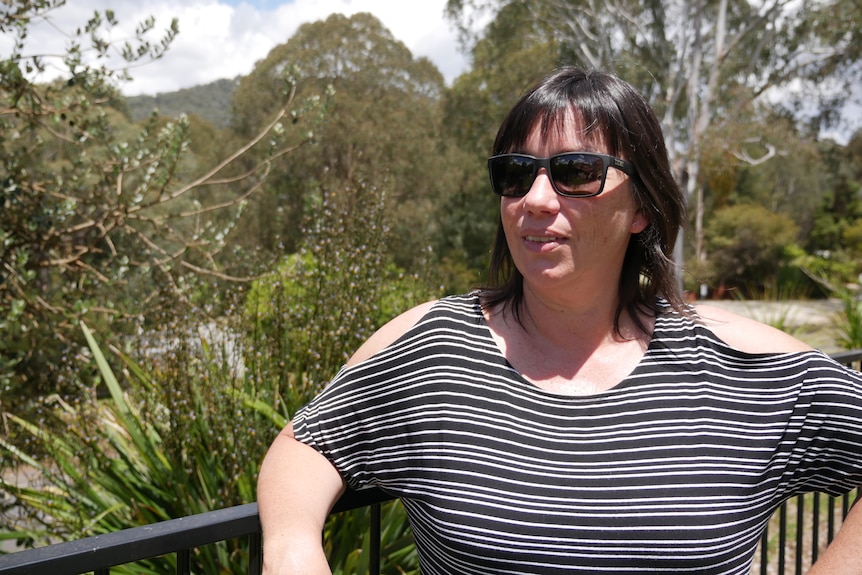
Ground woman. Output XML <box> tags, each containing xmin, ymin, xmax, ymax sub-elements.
<box><xmin>257</xmin><ymin>67</ymin><xmax>862</xmax><ymax>574</ymax></box>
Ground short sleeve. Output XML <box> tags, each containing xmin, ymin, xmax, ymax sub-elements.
<box><xmin>291</xmin><ymin>364</ymin><xmax>389</xmax><ymax>490</ymax></box>
<box><xmin>780</xmin><ymin>352</ymin><xmax>862</xmax><ymax>497</ymax></box>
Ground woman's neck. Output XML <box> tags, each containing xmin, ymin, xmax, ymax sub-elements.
<box><xmin>485</xmin><ymin>289</ymin><xmax>653</xmax><ymax>396</ymax></box>
<box><xmin>519</xmin><ymin>284</ymin><xmax>635</xmax><ymax>350</ymax></box>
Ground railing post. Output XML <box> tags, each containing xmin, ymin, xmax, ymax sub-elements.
<box><xmin>177</xmin><ymin>548</ymin><xmax>190</xmax><ymax>575</ymax></box>
<box><xmin>248</xmin><ymin>531</ymin><xmax>263</xmax><ymax>575</ymax></box>
<box><xmin>811</xmin><ymin>491</ymin><xmax>820</xmax><ymax>564</ymax></box>
<box><xmin>370</xmin><ymin>503</ymin><xmax>381</xmax><ymax>575</ymax></box>
<box><xmin>778</xmin><ymin>502</ymin><xmax>787</xmax><ymax>575</ymax></box>
<box><xmin>828</xmin><ymin>494</ymin><xmax>837</xmax><ymax>542</ymax></box>
<box><xmin>795</xmin><ymin>496</ymin><xmax>804</xmax><ymax>575</ymax></box>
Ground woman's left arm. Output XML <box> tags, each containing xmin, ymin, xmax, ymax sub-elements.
<box><xmin>806</xmin><ymin>500</ymin><xmax>862</xmax><ymax>574</ymax></box>
<box><xmin>698</xmin><ymin>304</ymin><xmax>862</xmax><ymax>573</ymax></box>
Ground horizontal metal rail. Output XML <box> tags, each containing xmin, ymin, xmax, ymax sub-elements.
<box><xmin>830</xmin><ymin>348</ymin><xmax>862</xmax><ymax>369</ymax></box>
<box><xmin>0</xmin><ymin>503</ymin><xmax>261</xmax><ymax>575</ymax></box>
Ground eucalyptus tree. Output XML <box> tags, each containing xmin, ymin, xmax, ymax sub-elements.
<box><xmin>446</xmin><ymin>0</ymin><xmax>861</xmax><ymax>278</ymax></box>
<box><xmin>231</xmin><ymin>13</ymin><xmax>449</xmax><ymax>271</ymax></box>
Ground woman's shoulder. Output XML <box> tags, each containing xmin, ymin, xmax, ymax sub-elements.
<box><xmin>691</xmin><ymin>303</ymin><xmax>813</xmax><ymax>354</ymax></box>
<box><xmin>345</xmin><ymin>299</ymin><xmax>440</xmax><ymax>367</ymax></box>
<box><xmin>345</xmin><ymin>293</ymin><xmax>485</xmax><ymax>367</ymax></box>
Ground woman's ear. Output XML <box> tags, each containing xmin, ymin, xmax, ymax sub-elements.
<box><xmin>631</xmin><ymin>209</ymin><xmax>650</xmax><ymax>234</ymax></box>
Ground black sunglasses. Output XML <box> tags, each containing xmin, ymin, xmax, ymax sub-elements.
<box><xmin>487</xmin><ymin>152</ymin><xmax>637</xmax><ymax>198</ymax></box>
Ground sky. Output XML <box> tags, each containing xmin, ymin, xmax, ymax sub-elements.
<box><xmin>10</xmin><ymin>0</ymin><xmax>471</xmax><ymax>96</ymax></box>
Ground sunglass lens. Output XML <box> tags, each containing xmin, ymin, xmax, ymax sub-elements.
<box><xmin>550</xmin><ymin>154</ymin><xmax>604</xmax><ymax>196</ymax></box>
<box><xmin>491</xmin><ymin>156</ymin><xmax>536</xmax><ymax>197</ymax></box>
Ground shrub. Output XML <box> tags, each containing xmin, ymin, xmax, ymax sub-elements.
<box><xmin>835</xmin><ymin>290</ymin><xmax>862</xmax><ymax>350</ymax></box>
<box><xmin>705</xmin><ymin>204</ymin><xmax>800</xmax><ymax>292</ymax></box>
<box><xmin>243</xmin><ymin>181</ymin><xmax>439</xmax><ymax>419</ymax></box>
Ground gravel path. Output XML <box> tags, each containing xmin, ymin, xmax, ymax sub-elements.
<box><xmin>695</xmin><ymin>299</ymin><xmax>844</xmax><ymax>328</ymax></box>
<box><xmin>693</xmin><ymin>298</ymin><xmax>846</xmax><ymax>352</ymax></box>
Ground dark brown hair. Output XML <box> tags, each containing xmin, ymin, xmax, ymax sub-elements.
<box><xmin>480</xmin><ymin>67</ymin><xmax>687</xmax><ymax>335</ymax></box>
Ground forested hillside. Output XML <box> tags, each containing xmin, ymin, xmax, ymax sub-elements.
<box><xmin>125</xmin><ymin>77</ymin><xmax>238</xmax><ymax>127</ymax></box>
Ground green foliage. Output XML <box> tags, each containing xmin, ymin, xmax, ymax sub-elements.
<box><xmin>325</xmin><ymin>499</ymin><xmax>419</xmax><ymax>575</ymax></box>
<box><xmin>1</xmin><ymin>0</ymin><xmax>176</xmax><ymax>433</ymax></box>
<box><xmin>230</xmin><ymin>12</ymin><xmax>449</xmax><ymax>271</ymax></box>
<box><xmin>791</xmin><ymin>248</ymin><xmax>861</xmax><ymax>294</ymax></box>
<box><xmin>244</xmin><ymin>179</ymin><xmax>440</xmax><ymax>419</ymax></box>
<box><xmin>843</xmin><ymin>219</ymin><xmax>862</xmax><ymax>253</ymax></box>
<box><xmin>716</xmin><ymin>117</ymin><xmax>825</xmax><ymax>231</ymax></box>
<box><xmin>0</xmin><ymin>2</ymin><xmax>317</xmax><ymax>425</ymax></box>
<box><xmin>806</xmin><ymin>138</ymin><xmax>862</xmax><ymax>254</ymax></box>
<box><xmin>1</xmin><ymin>322</ymin><xmax>264</xmax><ymax>572</ymax></box>
<box><xmin>1</xmin><ymin>173</ymin><xmax>431</xmax><ymax>572</ymax></box>
<box><xmin>2</xmin><ymin>253</ymin><xmax>429</xmax><ymax>572</ymax></box>
<box><xmin>835</xmin><ymin>291</ymin><xmax>862</xmax><ymax>350</ymax></box>
<box><xmin>704</xmin><ymin>204</ymin><xmax>800</xmax><ymax>291</ymax></box>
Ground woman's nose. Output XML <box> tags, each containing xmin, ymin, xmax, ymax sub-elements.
<box><xmin>523</xmin><ymin>169</ymin><xmax>560</xmax><ymax>213</ymax></box>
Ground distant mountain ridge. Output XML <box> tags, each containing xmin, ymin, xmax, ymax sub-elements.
<box><xmin>125</xmin><ymin>77</ymin><xmax>239</xmax><ymax>128</ymax></box>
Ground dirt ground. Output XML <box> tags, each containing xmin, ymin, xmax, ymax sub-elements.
<box><xmin>693</xmin><ymin>298</ymin><xmax>847</xmax><ymax>353</ymax></box>
<box><xmin>1</xmin><ymin>465</ymin><xmax>42</xmax><ymax>553</ymax></box>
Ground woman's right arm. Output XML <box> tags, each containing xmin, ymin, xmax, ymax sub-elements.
<box><xmin>257</xmin><ymin>300</ymin><xmax>437</xmax><ymax>573</ymax></box>
<box><xmin>258</xmin><ymin>422</ymin><xmax>346</xmax><ymax>575</ymax></box>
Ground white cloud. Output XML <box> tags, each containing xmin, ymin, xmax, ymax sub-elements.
<box><xmin>2</xmin><ymin>0</ymin><xmax>469</xmax><ymax>96</ymax></box>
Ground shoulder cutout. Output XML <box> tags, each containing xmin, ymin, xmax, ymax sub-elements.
<box><xmin>345</xmin><ymin>300</ymin><xmax>438</xmax><ymax>367</ymax></box>
<box><xmin>694</xmin><ymin>304</ymin><xmax>813</xmax><ymax>354</ymax></box>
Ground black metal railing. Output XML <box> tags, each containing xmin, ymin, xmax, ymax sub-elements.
<box><xmin>831</xmin><ymin>348</ymin><xmax>862</xmax><ymax>370</ymax></box>
<box><xmin>0</xmin><ymin>487</ymin><xmax>393</xmax><ymax>575</ymax></box>
<box><xmin>754</xmin><ymin>488</ymin><xmax>861</xmax><ymax>575</ymax></box>
<box><xmin>0</xmin><ymin>502</ymin><xmax>262</xmax><ymax>575</ymax></box>
<box><xmin>2</xmin><ymin>349</ymin><xmax>861</xmax><ymax>575</ymax></box>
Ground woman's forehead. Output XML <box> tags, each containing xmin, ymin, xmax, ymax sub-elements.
<box><xmin>522</xmin><ymin>110</ymin><xmax>609</xmax><ymax>153</ymax></box>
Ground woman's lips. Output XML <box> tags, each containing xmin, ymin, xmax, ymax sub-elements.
<box><xmin>524</xmin><ymin>235</ymin><xmax>563</xmax><ymax>243</ymax></box>
<box><xmin>522</xmin><ymin>234</ymin><xmax>567</xmax><ymax>251</ymax></box>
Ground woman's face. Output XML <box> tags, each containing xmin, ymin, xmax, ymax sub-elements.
<box><xmin>501</xmin><ymin>115</ymin><xmax>648</xmax><ymax>306</ymax></box>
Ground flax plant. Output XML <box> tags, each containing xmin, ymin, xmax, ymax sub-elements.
<box><xmin>0</xmin><ymin>322</ymin><xmax>263</xmax><ymax>573</ymax></box>
<box><xmin>835</xmin><ymin>290</ymin><xmax>862</xmax><ymax>350</ymax></box>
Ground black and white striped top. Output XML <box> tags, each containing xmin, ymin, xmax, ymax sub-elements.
<box><xmin>293</xmin><ymin>294</ymin><xmax>862</xmax><ymax>574</ymax></box>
